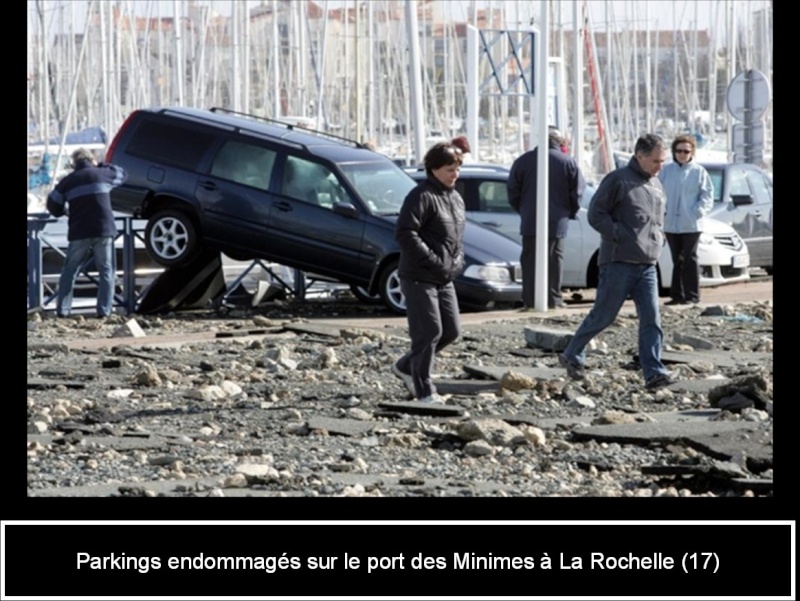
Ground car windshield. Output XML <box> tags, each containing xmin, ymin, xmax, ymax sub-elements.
<box><xmin>337</xmin><ymin>161</ymin><xmax>417</xmax><ymax>215</ymax></box>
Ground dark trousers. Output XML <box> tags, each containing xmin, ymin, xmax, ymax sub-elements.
<box><xmin>521</xmin><ymin>235</ymin><xmax>564</xmax><ymax>308</ymax></box>
<box><xmin>666</xmin><ymin>232</ymin><xmax>701</xmax><ymax>303</ymax></box>
<box><xmin>396</xmin><ymin>279</ymin><xmax>460</xmax><ymax>399</ymax></box>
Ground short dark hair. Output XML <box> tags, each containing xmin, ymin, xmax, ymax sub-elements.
<box><xmin>451</xmin><ymin>135</ymin><xmax>471</xmax><ymax>154</ymax></box>
<box><xmin>634</xmin><ymin>133</ymin><xmax>666</xmax><ymax>156</ymax></box>
<box><xmin>423</xmin><ymin>142</ymin><xmax>463</xmax><ymax>175</ymax></box>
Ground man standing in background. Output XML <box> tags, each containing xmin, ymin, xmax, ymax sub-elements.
<box><xmin>507</xmin><ymin>127</ymin><xmax>585</xmax><ymax>309</ymax></box>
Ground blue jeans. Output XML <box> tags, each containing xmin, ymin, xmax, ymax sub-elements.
<box><xmin>57</xmin><ymin>236</ymin><xmax>115</xmax><ymax>317</ymax></box>
<box><xmin>562</xmin><ymin>262</ymin><xmax>669</xmax><ymax>382</ymax></box>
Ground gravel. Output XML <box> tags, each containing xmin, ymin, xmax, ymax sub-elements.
<box><xmin>26</xmin><ymin>294</ymin><xmax>774</xmax><ymax>498</ymax></box>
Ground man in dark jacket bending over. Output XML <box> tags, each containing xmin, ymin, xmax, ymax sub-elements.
<box><xmin>46</xmin><ymin>148</ymin><xmax>127</xmax><ymax>318</ymax></box>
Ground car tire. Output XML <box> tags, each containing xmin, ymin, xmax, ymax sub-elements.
<box><xmin>349</xmin><ymin>284</ymin><xmax>383</xmax><ymax>305</ymax></box>
<box><xmin>586</xmin><ymin>251</ymin><xmax>600</xmax><ymax>289</ymax></box>
<box><xmin>378</xmin><ymin>260</ymin><xmax>407</xmax><ymax>315</ymax></box>
<box><xmin>145</xmin><ymin>209</ymin><xmax>200</xmax><ymax>268</ymax></box>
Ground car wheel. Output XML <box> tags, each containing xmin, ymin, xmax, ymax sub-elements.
<box><xmin>586</xmin><ymin>251</ymin><xmax>600</xmax><ymax>288</ymax></box>
<box><xmin>378</xmin><ymin>260</ymin><xmax>406</xmax><ymax>315</ymax></box>
<box><xmin>145</xmin><ymin>209</ymin><xmax>200</xmax><ymax>267</ymax></box>
<box><xmin>349</xmin><ymin>284</ymin><xmax>383</xmax><ymax>305</ymax></box>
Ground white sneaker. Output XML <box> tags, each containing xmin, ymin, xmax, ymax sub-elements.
<box><xmin>418</xmin><ymin>394</ymin><xmax>445</xmax><ymax>404</ymax></box>
<box><xmin>392</xmin><ymin>362</ymin><xmax>415</xmax><ymax>392</ymax></box>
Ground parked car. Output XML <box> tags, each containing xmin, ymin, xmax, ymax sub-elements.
<box><xmin>406</xmin><ymin>164</ymin><xmax>751</xmax><ymax>294</ymax></box>
<box><xmin>700</xmin><ymin>162</ymin><xmax>773</xmax><ymax>274</ymax></box>
<box><xmin>104</xmin><ymin>107</ymin><xmax>523</xmax><ymax>314</ymax></box>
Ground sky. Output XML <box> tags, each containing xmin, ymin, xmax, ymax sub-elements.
<box><xmin>28</xmin><ymin>1</ymin><xmax>772</xmax><ymax>39</ymax></box>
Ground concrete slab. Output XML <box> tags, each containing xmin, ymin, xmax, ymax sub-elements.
<box><xmin>684</xmin><ymin>430</ymin><xmax>773</xmax><ymax>470</ymax></box>
<box><xmin>498</xmin><ymin>409</ymin><xmax>724</xmax><ymax>430</ymax></box>
<box><xmin>26</xmin><ymin>433</ymin><xmax>175</xmax><ymax>450</ymax></box>
<box><xmin>463</xmin><ymin>365</ymin><xmax>564</xmax><ymax>381</ymax></box>
<box><xmin>434</xmin><ymin>379</ymin><xmax>501</xmax><ymax>395</ymax></box>
<box><xmin>27</xmin><ymin>378</ymin><xmax>87</xmax><ymax>390</ymax></box>
<box><xmin>376</xmin><ymin>401</ymin><xmax>467</xmax><ymax>417</ymax></box>
<box><xmin>306</xmin><ymin>416</ymin><xmax>380</xmax><ymax>436</ymax></box>
<box><xmin>571</xmin><ymin>420</ymin><xmax>772</xmax><ymax>468</ymax></box>
<box><xmin>283</xmin><ymin>323</ymin><xmax>344</xmax><ymax>338</ymax></box>
<box><xmin>523</xmin><ymin>326</ymin><xmax>574</xmax><ymax>352</ymax></box>
<box><xmin>667</xmin><ymin>378</ymin><xmax>732</xmax><ymax>393</ymax></box>
<box><xmin>662</xmin><ymin>349</ymin><xmax>773</xmax><ymax>367</ymax></box>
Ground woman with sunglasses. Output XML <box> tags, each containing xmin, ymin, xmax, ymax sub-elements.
<box><xmin>658</xmin><ymin>134</ymin><xmax>714</xmax><ymax>305</ymax></box>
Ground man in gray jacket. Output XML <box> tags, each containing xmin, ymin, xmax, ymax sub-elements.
<box><xmin>558</xmin><ymin>134</ymin><xmax>674</xmax><ymax>390</ymax></box>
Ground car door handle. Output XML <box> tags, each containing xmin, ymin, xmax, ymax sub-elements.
<box><xmin>481</xmin><ymin>221</ymin><xmax>500</xmax><ymax>227</ymax></box>
<box><xmin>273</xmin><ymin>201</ymin><xmax>292</xmax><ymax>212</ymax></box>
<box><xmin>198</xmin><ymin>180</ymin><xmax>218</xmax><ymax>191</ymax></box>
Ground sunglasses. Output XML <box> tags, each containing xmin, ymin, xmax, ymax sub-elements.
<box><xmin>675</xmin><ymin>149</ymin><xmax>692</xmax><ymax>154</ymax></box>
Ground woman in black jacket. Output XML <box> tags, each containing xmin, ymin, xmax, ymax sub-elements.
<box><xmin>392</xmin><ymin>142</ymin><xmax>466</xmax><ymax>403</ymax></box>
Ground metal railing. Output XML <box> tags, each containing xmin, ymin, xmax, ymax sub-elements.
<box><xmin>26</xmin><ymin>214</ymin><xmax>147</xmax><ymax>314</ymax></box>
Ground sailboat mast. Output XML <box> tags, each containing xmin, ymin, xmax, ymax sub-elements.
<box><xmin>406</xmin><ymin>0</ymin><xmax>425</xmax><ymax>162</ymax></box>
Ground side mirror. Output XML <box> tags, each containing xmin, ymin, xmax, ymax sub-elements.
<box><xmin>332</xmin><ymin>202</ymin><xmax>359</xmax><ymax>218</ymax></box>
<box><xmin>731</xmin><ymin>194</ymin><xmax>754</xmax><ymax>207</ymax></box>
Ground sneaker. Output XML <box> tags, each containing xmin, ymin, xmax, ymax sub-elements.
<box><xmin>645</xmin><ymin>373</ymin><xmax>674</xmax><ymax>390</ymax></box>
<box><xmin>392</xmin><ymin>361</ymin><xmax>414</xmax><ymax>390</ymax></box>
<box><xmin>418</xmin><ymin>394</ymin><xmax>445</xmax><ymax>404</ymax></box>
<box><xmin>664</xmin><ymin>299</ymin><xmax>686</xmax><ymax>306</ymax></box>
<box><xmin>558</xmin><ymin>353</ymin><xmax>585</xmax><ymax>380</ymax></box>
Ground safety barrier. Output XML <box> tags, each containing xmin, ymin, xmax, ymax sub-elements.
<box><xmin>26</xmin><ymin>214</ymin><xmax>146</xmax><ymax>314</ymax></box>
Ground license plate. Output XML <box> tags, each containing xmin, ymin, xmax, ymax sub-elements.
<box><xmin>732</xmin><ymin>254</ymin><xmax>749</xmax><ymax>268</ymax></box>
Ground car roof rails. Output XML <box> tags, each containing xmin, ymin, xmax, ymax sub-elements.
<box><xmin>208</xmin><ymin>107</ymin><xmax>371</xmax><ymax>150</ymax></box>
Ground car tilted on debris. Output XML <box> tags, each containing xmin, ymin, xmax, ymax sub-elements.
<box><xmin>105</xmin><ymin>107</ymin><xmax>524</xmax><ymax>314</ymax></box>
<box><xmin>406</xmin><ymin>163</ymin><xmax>751</xmax><ymax>295</ymax></box>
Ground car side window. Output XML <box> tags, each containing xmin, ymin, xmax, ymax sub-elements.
<box><xmin>728</xmin><ymin>169</ymin><xmax>750</xmax><ymax>197</ymax></box>
<box><xmin>746</xmin><ymin>171</ymin><xmax>772</xmax><ymax>205</ymax></box>
<box><xmin>126</xmin><ymin>119</ymin><xmax>216</xmax><ymax>170</ymax></box>
<box><xmin>210</xmin><ymin>141</ymin><xmax>276</xmax><ymax>191</ymax></box>
<box><xmin>478</xmin><ymin>181</ymin><xmax>512</xmax><ymax>213</ymax></box>
<box><xmin>707</xmin><ymin>170</ymin><xmax>723</xmax><ymax>203</ymax></box>
<box><xmin>282</xmin><ymin>156</ymin><xmax>350</xmax><ymax>209</ymax></box>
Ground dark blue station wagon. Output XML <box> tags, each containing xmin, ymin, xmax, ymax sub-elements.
<box><xmin>105</xmin><ymin>107</ymin><xmax>524</xmax><ymax>314</ymax></box>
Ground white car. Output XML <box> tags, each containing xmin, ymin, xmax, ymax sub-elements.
<box><xmin>406</xmin><ymin>165</ymin><xmax>751</xmax><ymax>294</ymax></box>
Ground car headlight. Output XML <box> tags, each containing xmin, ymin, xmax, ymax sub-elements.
<box><xmin>463</xmin><ymin>263</ymin><xmax>512</xmax><ymax>283</ymax></box>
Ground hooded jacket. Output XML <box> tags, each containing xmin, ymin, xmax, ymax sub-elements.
<box><xmin>588</xmin><ymin>155</ymin><xmax>666</xmax><ymax>266</ymax></box>
<box><xmin>396</xmin><ymin>175</ymin><xmax>466</xmax><ymax>285</ymax></box>
<box><xmin>46</xmin><ymin>160</ymin><xmax>127</xmax><ymax>241</ymax></box>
